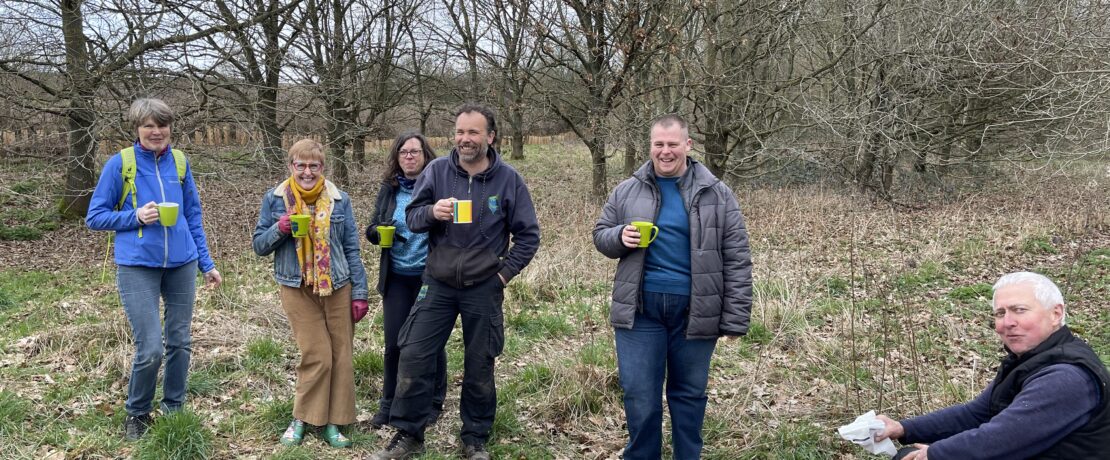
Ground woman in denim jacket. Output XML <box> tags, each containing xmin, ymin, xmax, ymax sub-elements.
<box><xmin>252</xmin><ymin>139</ymin><xmax>369</xmax><ymax>448</ymax></box>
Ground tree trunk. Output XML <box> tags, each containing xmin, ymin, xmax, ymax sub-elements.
<box><xmin>352</xmin><ymin>133</ymin><xmax>366</xmax><ymax>170</ymax></box>
<box><xmin>257</xmin><ymin>85</ymin><xmax>284</xmax><ymax>167</ymax></box>
<box><xmin>588</xmin><ymin>136</ymin><xmax>607</xmax><ymax>200</ymax></box>
<box><xmin>59</xmin><ymin>0</ymin><xmax>98</xmax><ymax>220</ymax></box>
<box><xmin>510</xmin><ymin>99</ymin><xmax>525</xmax><ymax>160</ymax></box>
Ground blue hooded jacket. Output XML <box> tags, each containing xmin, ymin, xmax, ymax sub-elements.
<box><xmin>86</xmin><ymin>141</ymin><xmax>216</xmax><ymax>273</ymax></box>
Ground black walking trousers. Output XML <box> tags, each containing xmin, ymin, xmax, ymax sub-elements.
<box><xmin>389</xmin><ymin>274</ymin><xmax>505</xmax><ymax>446</ymax></box>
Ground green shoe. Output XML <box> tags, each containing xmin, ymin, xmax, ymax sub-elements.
<box><xmin>322</xmin><ymin>424</ymin><xmax>352</xmax><ymax>448</ymax></box>
<box><xmin>279</xmin><ymin>419</ymin><xmax>306</xmax><ymax>446</ymax></box>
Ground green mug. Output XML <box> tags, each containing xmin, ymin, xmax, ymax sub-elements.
<box><xmin>157</xmin><ymin>202</ymin><xmax>179</xmax><ymax>227</ymax></box>
<box><xmin>630</xmin><ymin>221</ymin><xmax>660</xmax><ymax>248</ymax></box>
<box><xmin>290</xmin><ymin>214</ymin><xmax>311</xmax><ymax>238</ymax></box>
<box><xmin>377</xmin><ymin>226</ymin><xmax>396</xmax><ymax>248</ymax></box>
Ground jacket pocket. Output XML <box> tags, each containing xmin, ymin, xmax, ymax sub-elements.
<box><xmin>425</xmin><ymin>246</ymin><xmax>502</xmax><ymax>289</ymax></box>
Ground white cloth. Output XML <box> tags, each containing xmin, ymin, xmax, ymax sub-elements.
<box><xmin>838</xmin><ymin>410</ymin><xmax>898</xmax><ymax>456</ymax></box>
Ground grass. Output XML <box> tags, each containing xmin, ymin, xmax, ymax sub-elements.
<box><xmin>135</xmin><ymin>411</ymin><xmax>213</xmax><ymax>460</ymax></box>
<box><xmin>0</xmin><ymin>390</ymin><xmax>30</xmax><ymax>435</ymax></box>
<box><xmin>0</xmin><ymin>143</ymin><xmax>1106</xmax><ymax>458</ymax></box>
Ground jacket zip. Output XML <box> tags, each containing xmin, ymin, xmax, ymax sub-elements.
<box><xmin>456</xmin><ymin>174</ymin><xmax>475</xmax><ymax>288</ymax></box>
<box><xmin>635</xmin><ymin>176</ymin><xmax>662</xmax><ymax>315</ymax></box>
<box><xmin>155</xmin><ymin>153</ymin><xmax>169</xmax><ymax>268</ymax></box>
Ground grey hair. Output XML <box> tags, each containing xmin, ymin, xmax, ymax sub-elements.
<box><xmin>650</xmin><ymin>113</ymin><xmax>689</xmax><ymax>139</ymax></box>
<box><xmin>129</xmin><ymin>98</ymin><xmax>175</xmax><ymax>132</ymax></box>
<box><xmin>992</xmin><ymin>271</ymin><xmax>1066</xmax><ymax>325</ymax></box>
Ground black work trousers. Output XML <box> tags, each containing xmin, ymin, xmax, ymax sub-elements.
<box><xmin>389</xmin><ymin>274</ymin><xmax>505</xmax><ymax>446</ymax></box>
<box><xmin>380</xmin><ymin>272</ymin><xmax>447</xmax><ymax>417</ymax></box>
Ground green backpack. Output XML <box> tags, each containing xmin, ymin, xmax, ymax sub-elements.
<box><xmin>115</xmin><ymin>146</ymin><xmax>187</xmax><ymax>237</ymax></box>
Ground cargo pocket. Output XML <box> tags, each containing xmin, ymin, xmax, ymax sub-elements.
<box><xmin>489</xmin><ymin>311</ymin><xmax>505</xmax><ymax>358</ymax></box>
<box><xmin>396</xmin><ymin>284</ymin><xmax>430</xmax><ymax>347</ymax></box>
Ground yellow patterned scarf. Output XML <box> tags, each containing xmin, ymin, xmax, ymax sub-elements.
<box><xmin>282</xmin><ymin>176</ymin><xmax>334</xmax><ymax>296</ymax></box>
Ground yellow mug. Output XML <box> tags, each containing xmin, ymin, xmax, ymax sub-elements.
<box><xmin>454</xmin><ymin>200</ymin><xmax>473</xmax><ymax>224</ymax></box>
<box><xmin>290</xmin><ymin>214</ymin><xmax>311</xmax><ymax>238</ymax></box>
<box><xmin>157</xmin><ymin>202</ymin><xmax>179</xmax><ymax>227</ymax></box>
<box><xmin>377</xmin><ymin>226</ymin><xmax>396</xmax><ymax>248</ymax></box>
<box><xmin>630</xmin><ymin>221</ymin><xmax>660</xmax><ymax>248</ymax></box>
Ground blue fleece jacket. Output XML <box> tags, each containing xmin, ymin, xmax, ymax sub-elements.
<box><xmin>86</xmin><ymin>142</ymin><xmax>216</xmax><ymax>273</ymax></box>
<box><xmin>900</xmin><ymin>363</ymin><xmax>1100</xmax><ymax>459</ymax></box>
<box><xmin>406</xmin><ymin>147</ymin><xmax>540</xmax><ymax>285</ymax></box>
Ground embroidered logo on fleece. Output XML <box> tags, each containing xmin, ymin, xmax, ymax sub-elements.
<box><xmin>488</xmin><ymin>195</ymin><xmax>499</xmax><ymax>214</ymax></box>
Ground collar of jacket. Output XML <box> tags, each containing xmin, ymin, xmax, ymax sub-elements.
<box><xmin>273</xmin><ymin>179</ymin><xmax>343</xmax><ymax>201</ymax></box>
<box><xmin>1000</xmin><ymin>325</ymin><xmax>1074</xmax><ymax>371</ymax></box>
<box><xmin>448</xmin><ymin>146</ymin><xmax>501</xmax><ymax>179</ymax></box>
<box><xmin>632</xmin><ymin>157</ymin><xmax>720</xmax><ymax>191</ymax></box>
<box><xmin>133</xmin><ymin>140</ymin><xmax>170</xmax><ymax>158</ymax></box>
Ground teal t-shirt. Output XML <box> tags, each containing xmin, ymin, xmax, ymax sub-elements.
<box><xmin>642</xmin><ymin>176</ymin><xmax>691</xmax><ymax>296</ymax></box>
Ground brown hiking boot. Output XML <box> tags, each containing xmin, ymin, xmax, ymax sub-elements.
<box><xmin>369</xmin><ymin>431</ymin><xmax>425</xmax><ymax>460</ymax></box>
<box><xmin>463</xmin><ymin>442</ymin><xmax>491</xmax><ymax>460</ymax></box>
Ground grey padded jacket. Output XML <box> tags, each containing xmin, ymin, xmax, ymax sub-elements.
<box><xmin>593</xmin><ymin>159</ymin><xmax>753</xmax><ymax>339</ymax></box>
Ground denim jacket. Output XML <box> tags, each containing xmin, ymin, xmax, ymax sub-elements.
<box><xmin>252</xmin><ymin>180</ymin><xmax>369</xmax><ymax>301</ymax></box>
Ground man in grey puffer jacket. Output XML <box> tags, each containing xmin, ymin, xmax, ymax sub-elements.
<box><xmin>593</xmin><ymin>113</ymin><xmax>753</xmax><ymax>460</ymax></box>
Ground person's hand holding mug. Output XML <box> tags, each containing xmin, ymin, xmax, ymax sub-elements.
<box><xmin>621</xmin><ymin>224</ymin><xmax>642</xmax><ymax>248</ymax></box>
<box><xmin>136</xmin><ymin>201</ymin><xmax>159</xmax><ymax>225</ymax></box>
<box><xmin>204</xmin><ymin>269</ymin><xmax>222</xmax><ymax>289</ymax></box>
<box><xmin>433</xmin><ymin>198</ymin><xmax>455</xmax><ymax>221</ymax></box>
<box><xmin>277</xmin><ymin>212</ymin><xmax>292</xmax><ymax>234</ymax></box>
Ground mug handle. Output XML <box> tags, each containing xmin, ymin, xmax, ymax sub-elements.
<box><xmin>648</xmin><ymin>225</ymin><xmax>660</xmax><ymax>244</ymax></box>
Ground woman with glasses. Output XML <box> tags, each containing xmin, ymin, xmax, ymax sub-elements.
<box><xmin>252</xmin><ymin>139</ymin><xmax>369</xmax><ymax>448</ymax></box>
<box><xmin>86</xmin><ymin>98</ymin><xmax>222</xmax><ymax>441</ymax></box>
<box><xmin>364</xmin><ymin>132</ymin><xmax>446</xmax><ymax>428</ymax></box>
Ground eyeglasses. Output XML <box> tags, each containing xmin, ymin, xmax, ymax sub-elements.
<box><xmin>399</xmin><ymin>149</ymin><xmax>422</xmax><ymax>158</ymax></box>
<box><xmin>292</xmin><ymin>162</ymin><xmax>322</xmax><ymax>172</ymax></box>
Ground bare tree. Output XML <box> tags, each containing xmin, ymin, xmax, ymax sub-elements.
<box><xmin>0</xmin><ymin>0</ymin><xmax>294</xmax><ymax>218</ymax></box>
<box><xmin>533</xmin><ymin>0</ymin><xmax>681</xmax><ymax>198</ymax></box>
<box><xmin>174</xmin><ymin>0</ymin><xmax>305</xmax><ymax>167</ymax></box>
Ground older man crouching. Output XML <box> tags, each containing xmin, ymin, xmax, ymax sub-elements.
<box><xmin>875</xmin><ymin>271</ymin><xmax>1110</xmax><ymax>460</ymax></box>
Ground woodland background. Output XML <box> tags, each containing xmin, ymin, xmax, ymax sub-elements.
<box><xmin>0</xmin><ymin>1</ymin><xmax>1107</xmax><ymax>459</ymax></box>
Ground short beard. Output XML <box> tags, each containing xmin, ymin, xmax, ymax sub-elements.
<box><xmin>459</xmin><ymin>142</ymin><xmax>489</xmax><ymax>164</ymax></box>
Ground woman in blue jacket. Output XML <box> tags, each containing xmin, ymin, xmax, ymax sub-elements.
<box><xmin>252</xmin><ymin>139</ymin><xmax>369</xmax><ymax>448</ymax></box>
<box><xmin>85</xmin><ymin>98</ymin><xmax>222</xmax><ymax>441</ymax></box>
<box><xmin>364</xmin><ymin>132</ymin><xmax>446</xmax><ymax>429</ymax></box>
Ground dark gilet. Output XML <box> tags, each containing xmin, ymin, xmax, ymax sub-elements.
<box><xmin>989</xmin><ymin>326</ymin><xmax>1110</xmax><ymax>458</ymax></box>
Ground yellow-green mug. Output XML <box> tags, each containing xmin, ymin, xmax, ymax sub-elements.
<box><xmin>377</xmin><ymin>226</ymin><xmax>396</xmax><ymax>248</ymax></box>
<box><xmin>290</xmin><ymin>214</ymin><xmax>310</xmax><ymax>238</ymax></box>
<box><xmin>157</xmin><ymin>202</ymin><xmax>179</xmax><ymax>227</ymax></box>
<box><xmin>630</xmin><ymin>221</ymin><xmax>660</xmax><ymax>248</ymax></box>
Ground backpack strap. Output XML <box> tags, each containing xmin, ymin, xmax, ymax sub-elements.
<box><xmin>116</xmin><ymin>147</ymin><xmax>142</xmax><ymax>238</ymax></box>
<box><xmin>117</xmin><ymin>147</ymin><xmax>137</xmax><ymax>211</ymax></box>
<box><xmin>171</xmin><ymin>149</ymin><xmax>186</xmax><ymax>184</ymax></box>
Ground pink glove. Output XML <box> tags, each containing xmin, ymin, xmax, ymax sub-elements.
<box><xmin>351</xmin><ymin>299</ymin><xmax>369</xmax><ymax>323</ymax></box>
<box><xmin>277</xmin><ymin>213</ymin><xmax>292</xmax><ymax>234</ymax></box>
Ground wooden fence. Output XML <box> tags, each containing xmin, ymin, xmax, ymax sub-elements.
<box><xmin>0</xmin><ymin>127</ymin><xmax>579</xmax><ymax>155</ymax></box>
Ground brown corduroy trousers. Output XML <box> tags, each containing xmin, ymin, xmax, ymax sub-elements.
<box><xmin>280</xmin><ymin>284</ymin><xmax>355</xmax><ymax>426</ymax></box>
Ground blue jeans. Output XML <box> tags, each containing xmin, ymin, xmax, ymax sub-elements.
<box><xmin>615</xmin><ymin>291</ymin><xmax>718</xmax><ymax>460</ymax></box>
<box><xmin>118</xmin><ymin>260</ymin><xmax>197</xmax><ymax>416</ymax></box>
